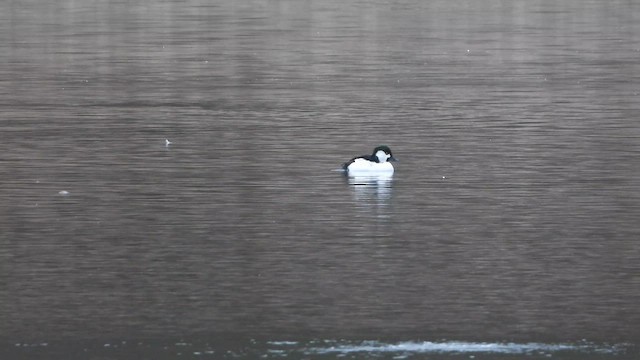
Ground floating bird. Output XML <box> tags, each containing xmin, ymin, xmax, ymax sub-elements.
<box><xmin>342</xmin><ymin>145</ymin><xmax>397</xmax><ymax>175</ymax></box>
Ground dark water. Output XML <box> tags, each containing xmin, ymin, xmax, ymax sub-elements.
<box><xmin>1</xmin><ymin>0</ymin><xmax>639</xmax><ymax>359</ymax></box>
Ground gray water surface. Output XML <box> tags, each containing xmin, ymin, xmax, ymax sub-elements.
<box><xmin>1</xmin><ymin>0</ymin><xmax>639</xmax><ymax>357</ymax></box>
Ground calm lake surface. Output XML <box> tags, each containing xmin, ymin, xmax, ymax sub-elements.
<box><xmin>1</xmin><ymin>0</ymin><xmax>639</xmax><ymax>359</ymax></box>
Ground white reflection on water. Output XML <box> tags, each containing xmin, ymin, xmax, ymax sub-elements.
<box><xmin>347</xmin><ymin>173</ymin><xmax>394</xmax><ymax>213</ymax></box>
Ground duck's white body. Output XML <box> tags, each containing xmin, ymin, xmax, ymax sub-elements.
<box><xmin>346</xmin><ymin>158</ymin><xmax>395</xmax><ymax>174</ymax></box>
<box><xmin>342</xmin><ymin>146</ymin><xmax>397</xmax><ymax>175</ymax></box>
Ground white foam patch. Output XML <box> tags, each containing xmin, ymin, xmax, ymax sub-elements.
<box><xmin>267</xmin><ymin>341</ymin><xmax>299</xmax><ymax>346</ymax></box>
<box><xmin>306</xmin><ymin>340</ymin><xmax>621</xmax><ymax>355</ymax></box>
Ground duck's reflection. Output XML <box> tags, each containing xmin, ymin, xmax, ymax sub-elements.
<box><xmin>346</xmin><ymin>173</ymin><xmax>394</xmax><ymax>212</ymax></box>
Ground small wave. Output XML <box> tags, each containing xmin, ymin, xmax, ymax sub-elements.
<box><xmin>304</xmin><ymin>340</ymin><xmax>628</xmax><ymax>356</ymax></box>
<box><xmin>4</xmin><ymin>339</ymin><xmax>634</xmax><ymax>359</ymax></box>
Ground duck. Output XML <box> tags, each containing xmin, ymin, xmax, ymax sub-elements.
<box><xmin>342</xmin><ymin>145</ymin><xmax>397</xmax><ymax>174</ymax></box>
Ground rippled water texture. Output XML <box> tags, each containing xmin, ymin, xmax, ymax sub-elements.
<box><xmin>1</xmin><ymin>0</ymin><xmax>639</xmax><ymax>359</ymax></box>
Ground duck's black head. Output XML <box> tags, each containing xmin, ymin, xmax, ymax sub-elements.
<box><xmin>372</xmin><ymin>145</ymin><xmax>397</xmax><ymax>163</ymax></box>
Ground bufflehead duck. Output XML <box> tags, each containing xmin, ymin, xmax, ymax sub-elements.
<box><xmin>342</xmin><ymin>145</ymin><xmax>398</xmax><ymax>174</ymax></box>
